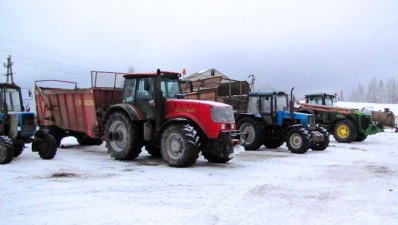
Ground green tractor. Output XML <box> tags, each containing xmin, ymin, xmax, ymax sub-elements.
<box><xmin>298</xmin><ymin>93</ymin><xmax>383</xmax><ymax>143</ymax></box>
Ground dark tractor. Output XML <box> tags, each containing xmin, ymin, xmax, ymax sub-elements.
<box><xmin>0</xmin><ymin>83</ymin><xmax>58</xmax><ymax>164</ymax></box>
<box><xmin>298</xmin><ymin>93</ymin><xmax>383</xmax><ymax>143</ymax></box>
<box><xmin>237</xmin><ymin>89</ymin><xmax>329</xmax><ymax>154</ymax></box>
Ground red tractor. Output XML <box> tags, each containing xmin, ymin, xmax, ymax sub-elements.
<box><xmin>104</xmin><ymin>69</ymin><xmax>244</xmax><ymax>167</ymax></box>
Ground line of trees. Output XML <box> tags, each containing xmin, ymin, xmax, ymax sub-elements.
<box><xmin>349</xmin><ymin>77</ymin><xmax>398</xmax><ymax>103</ymax></box>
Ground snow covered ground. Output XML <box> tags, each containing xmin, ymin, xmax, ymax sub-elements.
<box><xmin>1</xmin><ymin>130</ymin><xmax>398</xmax><ymax>225</ymax></box>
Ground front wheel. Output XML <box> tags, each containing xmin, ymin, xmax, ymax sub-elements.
<box><xmin>32</xmin><ymin>131</ymin><xmax>58</xmax><ymax>160</ymax></box>
<box><xmin>202</xmin><ymin>133</ymin><xmax>234</xmax><ymax>164</ymax></box>
<box><xmin>105</xmin><ymin>112</ymin><xmax>143</xmax><ymax>160</ymax></box>
<box><xmin>0</xmin><ymin>137</ymin><xmax>14</xmax><ymax>164</ymax></box>
<box><xmin>161</xmin><ymin>123</ymin><xmax>200</xmax><ymax>167</ymax></box>
<box><xmin>286</xmin><ymin>128</ymin><xmax>311</xmax><ymax>154</ymax></box>
<box><xmin>311</xmin><ymin>126</ymin><xmax>329</xmax><ymax>151</ymax></box>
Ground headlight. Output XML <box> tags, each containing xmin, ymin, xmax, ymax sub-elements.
<box><xmin>211</xmin><ymin>106</ymin><xmax>235</xmax><ymax>123</ymax></box>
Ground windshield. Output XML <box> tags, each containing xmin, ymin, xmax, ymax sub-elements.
<box><xmin>275</xmin><ymin>94</ymin><xmax>288</xmax><ymax>110</ymax></box>
<box><xmin>0</xmin><ymin>87</ymin><xmax>23</xmax><ymax>112</ymax></box>
<box><xmin>161</xmin><ymin>77</ymin><xmax>181</xmax><ymax>99</ymax></box>
<box><xmin>325</xmin><ymin>96</ymin><xmax>336</xmax><ymax>106</ymax></box>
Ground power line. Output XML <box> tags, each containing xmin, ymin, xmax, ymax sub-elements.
<box><xmin>0</xmin><ymin>37</ymin><xmax>103</xmax><ymax>68</ymax></box>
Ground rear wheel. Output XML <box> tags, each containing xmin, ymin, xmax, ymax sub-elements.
<box><xmin>286</xmin><ymin>128</ymin><xmax>311</xmax><ymax>154</ymax></box>
<box><xmin>237</xmin><ymin>117</ymin><xmax>263</xmax><ymax>150</ymax></box>
<box><xmin>0</xmin><ymin>137</ymin><xmax>14</xmax><ymax>164</ymax></box>
<box><xmin>161</xmin><ymin>123</ymin><xmax>200</xmax><ymax>167</ymax></box>
<box><xmin>333</xmin><ymin>119</ymin><xmax>357</xmax><ymax>143</ymax></box>
<box><xmin>105</xmin><ymin>112</ymin><xmax>143</xmax><ymax>160</ymax></box>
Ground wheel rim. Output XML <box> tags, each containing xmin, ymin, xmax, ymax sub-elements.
<box><xmin>109</xmin><ymin>120</ymin><xmax>127</xmax><ymax>152</ymax></box>
<box><xmin>337</xmin><ymin>125</ymin><xmax>349</xmax><ymax>138</ymax></box>
<box><xmin>240</xmin><ymin>123</ymin><xmax>255</xmax><ymax>144</ymax></box>
<box><xmin>289</xmin><ymin>133</ymin><xmax>303</xmax><ymax>149</ymax></box>
<box><xmin>166</xmin><ymin>133</ymin><xmax>184</xmax><ymax>160</ymax></box>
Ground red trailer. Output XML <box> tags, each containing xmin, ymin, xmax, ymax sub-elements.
<box><xmin>34</xmin><ymin>71</ymin><xmax>125</xmax><ymax>146</ymax></box>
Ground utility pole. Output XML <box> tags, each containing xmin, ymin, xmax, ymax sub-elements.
<box><xmin>3</xmin><ymin>55</ymin><xmax>14</xmax><ymax>84</ymax></box>
<box><xmin>248</xmin><ymin>73</ymin><xmax>256</xmax><ymax>91</ymax></box>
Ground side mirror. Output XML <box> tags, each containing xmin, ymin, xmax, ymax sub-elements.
<box><xmin>28</xmin><ymin>90</ymin><xmax>32</xmax><ymax>98</ymax></box>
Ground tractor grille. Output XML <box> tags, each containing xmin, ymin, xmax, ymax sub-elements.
<box><xmin>21</xmin><ymin>114</ymin><xmax>35</xmax><ymax>133</ymax></box>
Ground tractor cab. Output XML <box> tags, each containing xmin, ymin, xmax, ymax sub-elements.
<box><xmin>0</xmin><ymin>83</ymin><xmax>25</xmax><ymax>113</ymax></box>
<box><xmin>122</xmin><ymin>72</ymin><xmax>182</xmax><ymax>120</ymax></box>
<box><xmin>305</xmin><ymin>93</ymin><xmax>337</xmax><ymax>106</ymax></box>
<box><xmin>247</xmin><ymin>90</ymin><xmax>289</xmax><ymax>125</ymax></box>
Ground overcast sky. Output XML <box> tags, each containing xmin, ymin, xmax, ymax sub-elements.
<box><xmin>1</xmin><ymin>0</ymin><xmax>397</xmax><ymax>99</ymax></box>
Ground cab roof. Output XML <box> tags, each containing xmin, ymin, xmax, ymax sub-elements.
<box><xmin>249</xmin><ymin>90</ymin><xmax>287</xmax><ymax>96</ymax></box>
<box><xmin>305</xmin><ymin>93</ymin><xmax>336</xmax><ymax>98</ymax></box>
<box><xmin>123</xmin><ymin>70</ymin><xmax>181</xmax><ymax>78</ymax></box>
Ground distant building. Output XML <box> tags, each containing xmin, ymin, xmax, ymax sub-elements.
<box><xmin>184</xmin><ymin>68</ymin><xmax>229</xmax><ymax>81</ymax></box>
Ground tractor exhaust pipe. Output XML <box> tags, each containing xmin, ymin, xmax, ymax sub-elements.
<box><xmin>289</xmin><ymin>87</ymin><xmax>295</xmax><ymax>120</ymax></box>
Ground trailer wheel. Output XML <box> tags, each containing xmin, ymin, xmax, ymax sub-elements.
<box><xmin>263</xmin><ymin>138</ymin><xmax>284</xmax><ymax>149</ymax></box>
<box><xmin>0</xmin><ymin>137</ymin><xmax>14</xmax><ymax>164</ymax></box>
<box><xmin>105</xmin><ymin>112</ymin><xmax>143</xmax><ymax>160</ymax></box>
<box><xmin>237</xmin><ymin>117</ymin><xmax>263</xmax><ymax>150</ymax></box>
<box><xmin>333</xmin><ymin>119</ymin><xmax>357</xmax><ymax>143</ymax></box>
<box><xmin>286</xmin><ymin>128</ymin><xmax>311</xmax><ymax>154</ymax></box>
<box><xmin>12</xmin><ymin>139</ymin><xmax>25</xmax><ymax>157</ymax></box>
<box><xmin>32</xmin><ymin>132</ymin><xmax>58</xmax><ymax>160</ymax></box>
<box><xmin>311</xmin><ymin>127</ymin><xmax>329</xmax><ymax>151</ymax></box>
<box><xmin>354</xmin><ymin>132</ymin><xmax>367</xmax><ymax>142</ymax></box>
<box><xmin>161</xmin><ymin>123</ymin><xmax>199</xmax><ymax>167</ymax></box>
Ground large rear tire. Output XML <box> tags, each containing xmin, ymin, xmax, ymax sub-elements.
<box><xmin>333</xmin><ymin>119</ymin><xmax>357</xmax><ymax>143</ymax></box>
<box><xmin>105</xmin><ymin>112</ymin><xmax>143</xmax><ymax>160</ymax></box>
<box><xmin>237</xmin><ymin>117</ymin><xmax>263</xmax><ymax>150</ymax></box>
<box><xmin>0</xmin><ymin>137</ymin><xmax>14</xmax><ymax>164</ymax></box>
<box><xmin>161</xmin><ymin>124</ymin><xmax>200</xmax><ymax>167</ymax></box>
<box><xmin>286</xmin><ymin>128</ymin><xmax>311</xmax><ymax>154</ymax></box>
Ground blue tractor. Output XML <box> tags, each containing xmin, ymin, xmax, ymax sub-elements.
<box><xmin>236</xmin><ymin>89</ymin><xmax>329</xmax><ymax>153</ymax></box>
<box><xmin>0</xmin><ymin>56</ymin><xmax>57</xmax><ymax>164</ymax></box>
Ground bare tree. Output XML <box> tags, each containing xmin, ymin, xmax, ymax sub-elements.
<box><xmin>350</xmin><ymin>76</ymin><xmax>398</xmax><ymax>103</ymax></box>
<box><xmin>366</xmin><ymin>77</ymin><xmax>378</xmax><ymax>103</ymax></box>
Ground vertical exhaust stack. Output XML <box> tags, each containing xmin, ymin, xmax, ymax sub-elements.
<box><xmin>289</xmin><ymin>87</ymin><xmax>295</xmax><ymax>120</ymax></box>
<box><xmin>155</xmin><ymin>69</ymin><xmax>164</xmax><ymax>132</ymax></box>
